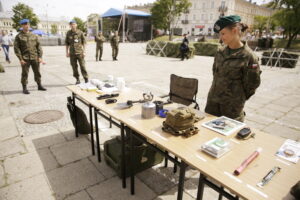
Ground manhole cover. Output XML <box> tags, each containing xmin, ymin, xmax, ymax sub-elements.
<box><xmin>24</xmin><ymin>110</ymin><xmax>64</xmax><ymax>124</ymax></box>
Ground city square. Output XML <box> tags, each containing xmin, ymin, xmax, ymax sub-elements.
<box><xmin>0</xmin><ymin>42</ymin><xmax>299</xmax><ymax>199</ymax></box>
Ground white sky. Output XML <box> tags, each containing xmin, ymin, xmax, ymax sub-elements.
<box><xmin>2</xmin><ymin>0</ymin><xmax>271</xmax><ymax>20</ymax></box>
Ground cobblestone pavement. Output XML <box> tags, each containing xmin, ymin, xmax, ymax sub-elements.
<box><xmin>0</xmin><ymin>43</ymin><xmax>299</xmax><ymax>200</ymax></box>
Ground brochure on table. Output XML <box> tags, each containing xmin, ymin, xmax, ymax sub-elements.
<box><xmin>202</xmin><ymin>116</ymin><xmax>246</xmax><ymax>136</ymax></box>
<box><xmin>276</xmin><ymin>139</ymin><xmax>300</xmax><ymax>164</ymax></box>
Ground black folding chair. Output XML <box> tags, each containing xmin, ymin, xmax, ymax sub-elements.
<box><xmin>162</xmin><ymin>74</ymin><xmax>200</xmax><ymax>172</ymax></box>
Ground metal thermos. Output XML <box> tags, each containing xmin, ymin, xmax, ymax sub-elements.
<box><xmin>141</xmin><ymin>102</ymin><xmax>156</xmax><ymax>119</ymax></box>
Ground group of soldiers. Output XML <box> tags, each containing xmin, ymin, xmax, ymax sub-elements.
<box><xmin>13</xmin><ymin>19</ymin><xmax>120</xmax><ymax>94</ymax></box>
<box><xmin>95</xmin><ymin>30</ymin><xmax>119</xmax><ymax>61</ymax></box>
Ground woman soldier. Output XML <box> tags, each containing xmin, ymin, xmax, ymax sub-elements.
<box><xmin>205</xmin><ymin>15</ymin><xmax>261</xmax><ymax>122</ymax></box>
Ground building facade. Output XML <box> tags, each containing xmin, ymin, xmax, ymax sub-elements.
<box><xmin>37</xmin><ymin>15</ymin><xmax>69</xmax><ymax>36</ymax></box>
<box><xmin>176</xmin><ymin>0</ymin><xmax>273</xmax><ymax>36</ymax></box>
<box><xmin>0</xmin><ymin>12</ymin><xmax>69</xmax><ymax>36</ymax></box>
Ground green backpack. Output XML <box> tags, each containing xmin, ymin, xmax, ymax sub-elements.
<box><xmin>162</xmin><ymin>107</ymin><xmax>200</xmax><ymax>137</ymax></box>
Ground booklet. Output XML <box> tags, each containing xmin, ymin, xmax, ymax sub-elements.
<box><xmin>201</xmin><ymin>137</ymin><xmax>232</xmax><ymax>158</ymax></box>
<box><xmin>202</xmin><ymin>116</ymin><xmax>246</xmax><ymax>136</ymax></box>
<box><xmin>276</xmin><ymin>139</ymin><xmax>300</xmax><ymax>164</ymax></box>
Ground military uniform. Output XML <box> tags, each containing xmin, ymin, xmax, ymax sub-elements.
<box><xmin>110</xmin><ymin>35</ymin><xmax>119</xmax><ymax>60</ymax></box>
<box><xmin>65</xmin><ymin>29</ymin><xmax>88</xmax><ymax>81</ymax></box>
<box><xmin>14</xmin><ymin>31</ymin><xmax>43</xmax><ymax>86</ymax></box>
<box><xmin>95</xmin><ymin>34</ymin><xmax>105</xmax><ymax>61</ymax></box>
<box><xmin>205</xmin><ymin>43</ymin><xmax>261</xmax><ymax>122</ymax></box>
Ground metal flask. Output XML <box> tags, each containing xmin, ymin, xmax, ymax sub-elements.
<box><xmin>141</xmin><ymin>101</ymin><xmax>156</xmax><ymax>119</ymax></box>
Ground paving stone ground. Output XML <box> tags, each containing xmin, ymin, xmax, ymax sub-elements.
<box><xmin>0</xmin><ymin>42</ymin><xmax>299</xmax><ymax>200</ymax></box>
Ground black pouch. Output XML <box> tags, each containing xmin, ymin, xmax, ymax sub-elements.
<box><xmin>236</xmin><ymin>128</ymin><xmax>251</xmax><ymax>139</ymax></box>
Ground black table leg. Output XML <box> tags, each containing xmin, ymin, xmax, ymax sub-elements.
<box><xmin>173</xmin><ymin>156</ymin><xmax>178</xmax><ymax>173</ymax></box>
<box><xmin>89</xmin><ymin>105</ymin><xmax>95</xmax><ymax>155</ymax></box>
<box><xmin>94</xmin><ymin>108</ymin><xmax>101</xmax><ymax>162</ymax></box>
<box><xmin>164</xmin><ymin>151</ymin><xmax>169</xmax><ymax>167</ymax></box>
<box><xmin>72</xmin><ymin>93</ymin><xmax>79</xmax><ymax>137</ymax></box>
<box><xmin>129</xmin><ymin>128</ymin><xmax>135</xmax><ymax>195</ymax></box>
<box><xmin>121</xmin><ymin>123</ymin><xmax>126</xmax><ymax>188</ymax></box>
<box><xmin>196</xmin><ymin>174</ymin><xmax>205</xmax><ymax>200</ymax></box>
<box><xmin>177</xmin><ymin>161</ymin><xmax>187</xmax><ymax>200</ymax></box>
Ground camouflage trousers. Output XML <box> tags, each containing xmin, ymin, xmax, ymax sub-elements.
<box><xmin>96</xmin><ymin>45</ymin><xmax>103</xmax><ymax>60</ymax></box>
<box><xmin>112</xmin><ymin>46</ymin><xmax>119</xmax><ymax>59</ymax></box>
<box><xmin>204</xmin><ymin>99</ymin><xmax>245</xmax><ymax>122</ymax></box>
<box><xmin>21</xmin><ymin>59</ymin><xmax>41</xmax><ymax>85</ymax></box>
<box><xmin>70</xmin><ymin>54</ymin><xmax>88</xmax><ymax>79</ymax></box>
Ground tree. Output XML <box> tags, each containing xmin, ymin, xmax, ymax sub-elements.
<box><xmin>73</xmin><ymin>17</ymin><xmax>87</xmax><ymax>33</ymax></box>
<box><xmin>253</xmin><ymin>15</ymin><xmax>268</xmax><ymax>37</ymax></box>
<box><xmin>269</xmin><ymin>0</ymin><xmax>300</xmax><ymax>48</ymax></box>
<box><xmin>11</xmin><ymin>3</ymin><xmax>39</xmax><ymax>31</ymax></box>
<box><xmin>151</xmin><ymin>0</ymin><xmax>191</xmax><ymax>41</ymax></box>
<box><xmin>51</xmin><ymin>24</ymin><xmax>58</xmax><ymax>35</ymax></box>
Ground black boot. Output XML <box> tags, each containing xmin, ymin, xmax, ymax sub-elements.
<box><xmin>38</xmin><ymin>84</ymin><xmax>47</xmax><ymax>91</ymax></box>
<box><xmin>84</xmin><ymin>78</ymin><xmax>89</xmax><ymax>83</ymax></box>
<box><xmin>75</xmin><ymin>79</ymin><xmax>80</xmax><ymax>84</ymax></box>
<box><xmin>22</xmin><ymin>85</ymin><xmax>30</xmax><ymax>94</ymax></box>
<box><xmin>99</xmin><ymin>58</ymin><xmax>102</xmax><ymax>61</ymax></box>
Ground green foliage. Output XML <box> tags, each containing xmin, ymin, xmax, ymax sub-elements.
<box><xmin>270</xmin><ymin>0</ymin><xmax>300</xmax><ymax>48</ymax></box>
<box><xmin>193</xmin><ymin>42</ymin><xmax>220</xmax><ymax>57</ymax></box>
<box><xmin>253</xmin><ymin>15</ymin><xmax>268</xmax><ymax>34</ymax></box>
<box><xmin>73</xmin><ymin>17</ymin><xmax>87</xmax><ymax>33</ymax></box>
<box><xmin>150</xmin><ymin>0</ymin><xmax>191</xmax><ymax>40</ymax></box>
<box><xmin>51</xmin><ymin>24</ymin><xmax>58</xmax><ymax>35</ymax></box>
<box><xmin>146</xmin><ymin>40</ymin><xmax>195</xmax><ymax>58</ymax></box>
<box><xmin>11</xmin><ymin>3</ymin><xmax>39</xmax><ymax>31</ymax></box>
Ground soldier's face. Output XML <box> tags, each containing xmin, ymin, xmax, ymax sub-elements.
<box><xmin>22</xmin><ymin>23</ymin><xmax>30</xmax><ymax>32</ymax></box>
<box><xmin>219</xmin><ymin>28</ymin><xmax>237</xmax><ymax>45</ymax></box>
<box><xmin>70</xmin><ymin>23</ymin><xmax>77</xmax><ymax>30</ymax></box>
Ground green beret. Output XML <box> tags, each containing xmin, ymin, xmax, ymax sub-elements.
<box><xmin>213</xmin><ymin>15</ymin><xmax>241</xmax><ymax>33</ymax></box>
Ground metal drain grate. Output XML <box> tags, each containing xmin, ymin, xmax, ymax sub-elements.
<box><xmin>24</xmin><ymin>110</ymin><xmax>64</xmax><ymax>124</ymax></box>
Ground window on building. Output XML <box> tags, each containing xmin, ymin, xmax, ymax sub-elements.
<box><xmin>202</xmin><ymin>3</ymin><xmax>205</xmax><ymax>9</ymax></box>
<box><xmin>210</xmin><ymin>13</ymin><xmax>213</xmax><ymax>20</ymax></box>
<box><xmin>201</xmin><ymin>14</ymin><xmax>204</xmax><ymax>20</ymax></box>
<box><xmin>211</xmin><ymin>1</ymin><xmax>214</xmax><ymax>9</ymax></box>
<box><xmin>194</xmin><ymin>3</ymin><xmax>197</xmax><ymax>9</ymax></box>
<box><xmin>221</xmin><ymin>1</ymin><xmax>225</xmax><ymax>7</ymax></box>
<box><xmin>193</xmin><ymin>14</ymin><xmax>196</xmax><ymax>20</ymax></box>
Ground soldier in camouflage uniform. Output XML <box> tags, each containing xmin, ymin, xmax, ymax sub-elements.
<box><xmin>205</xmin><ymin>15</ymin><xmax>261</xmax><ymax>122</ymax></box>
<box><xmin>110</xmin><ymin>31</ymin><xmax>119</xmax><ymax>61</ymax></box>
<box><xmin>65</xmin><ymin>20</ymin><xmax>88</xmax><ymax>84</ymax></box>
<box><xmin>95</xmin><ymin>31</ymin><xmax>105</xmax><ymax>61</ymax></box>
<box><xmin>14</xmin><ymin>19</ymin><xmax>46</xmax><ymax>94</ymax></box>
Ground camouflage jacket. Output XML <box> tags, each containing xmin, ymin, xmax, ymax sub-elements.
<box><xmin>110</xmin><ymin>35</ymin><xmax>119</xmax><ymax>47</ymax></box>
<box><xmin>65</xmin><ymin>29</ymin><xmax>86</xmax><ymax>55</ymax></box>
<box><xmin>207</xmin><ymin>43</ymin><xmax>261</xmax><ymax>104</ymax></box>
<box><xmin>14</xmin><ymin>31</ymin><xmax>42</xmax><ymax>61</ymax></box>
<box><xmin>95</xmin><ymin>35</ymin><xmax>105</xmax><ymax>46</ymax></box>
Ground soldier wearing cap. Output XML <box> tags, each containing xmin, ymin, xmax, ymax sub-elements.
<box><xmin>14</xmin><ymin>19</ymin><xmax>46</xmax><ymax>94</ymax></box>
<box><xmin>95</xmin><ymin>31</ymin><xmax>105</xmax><ymax>61</ymax></box>
<box><xmin>65</xmin><ymin>20</ymin><xmax>88</xmax><ymax>84</ymax></box>
<box><xmin>205</xmin><ymin>15</ymin><xmax>261</xmax><ymax>122</ymax></box>
<box><xmin>110</xmin><ymin>31</ymin><xmax>119</xmax><ymax>61</ymax></box>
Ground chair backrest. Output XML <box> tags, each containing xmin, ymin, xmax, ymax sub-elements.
<box><xmin>169</xmin><ymin>74</ymin><xmax>199</xmax><ymax>109</ymax></box>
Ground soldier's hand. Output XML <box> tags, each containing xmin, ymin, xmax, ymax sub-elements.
<box><xmin>66</xmin><ymin>52</ymin><xmax>70</xmax><ymax>57</ymax></box>
<box><xmin>39</xmin><ymin>58</ymin><xmax>46</xmax><ymax>65</ymax></box>
<box><xmin>20</xmin><ymin>60</ymin><xmax>26</xmax><ymax>66</ymax></box>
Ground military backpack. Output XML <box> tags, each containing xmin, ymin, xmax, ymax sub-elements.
<box><xmin>162</xmin><ymin>107</ymin><xmax>200</xmax><ymax>137</ymax></box>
